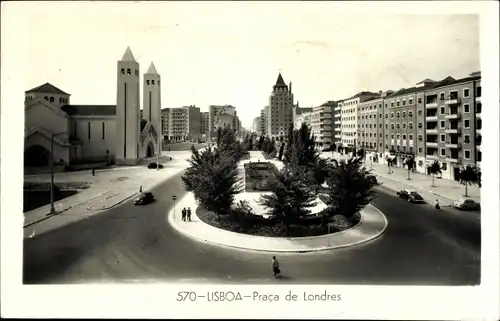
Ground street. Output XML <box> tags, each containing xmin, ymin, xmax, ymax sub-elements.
<box><xmin>23</xmin><ymin>171</ymin><xmax>480</xmax><ymax>285</ymax></box>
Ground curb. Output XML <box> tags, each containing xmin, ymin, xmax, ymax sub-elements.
<box><xmin>97</xmin><ymin>192</ymin><xmax>139</xmax><ymax>210</ymax></box>
<box><xmin>168</xmin><ymin>194</ymin><xmax>388</xmax><ymax>253</ymax></box>
<box><xmin>23</xmin><ymin>189</ymin><xmax>112</xmax><ymax>228</ymax></box>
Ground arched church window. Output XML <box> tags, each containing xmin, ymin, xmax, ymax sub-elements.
<box><xmin>44</xmin><ymin>96</ymin><xmax>48</xmax><ymax>101</ymax></box>
<box><xmin>59</xmin><ymin>97</ymin><xmax>62</xmax><ymax>103</ymax></box>
<box><xmin>127</xmin><ymin>68</ymin><xmax>131</xmax><ymax>75</ymax></box>
<box><xmin>158</xmin><ymin>80</ymin><xmax>160</xmax><ymax>85</ymax></box>
<box><xmin>146</xmin><ymin>80</ymin><xmax>150</xmax><ymax>85</ymax></box>
<box><xmin>121</xmin><ymin>68</ymin><xmax>125</xmax><ymax>75</ymax></box>
<box><xmin>135</xmin><ymin>70</ymin><xmax>139</xmax><ymax>76</ymax></box>
<box><xmin>152</xmin><ymin>80</ymin><xmax>155</xmax><ymax>85</ymax></box>
<box><xmin>50</xmin><ymin>97</ymin><xmax>55</xmax><ymax>102</ymax></box>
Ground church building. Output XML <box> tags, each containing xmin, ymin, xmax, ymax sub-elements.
<box><xmin>24</xmin><ymin>47</ymin><xmax>162</xmax><ymax>170</ymax></box>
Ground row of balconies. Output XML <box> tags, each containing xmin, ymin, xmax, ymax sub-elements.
<box><xmin>425</xmin><ymin>112</ymin><xmax>462</xmax><ymax>121</ymax></box>
<box><xmin>425</xmin><ymin>96</ymin><xmax>461</xmax><ymax>108</ymax></box>
<box><xmin>425</xmin><ymin>141</ymin><xmax>462</xmax><ymax>148</ymax></box>
<box><xmin>426</xmin><ymin>153</ymin><xmax>462</xmax><ymax>163</ymax></box>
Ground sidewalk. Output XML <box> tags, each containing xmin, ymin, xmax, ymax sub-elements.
<box><xmin>320</xmin><ymin>151</ymin><xmax>480</xmax><ymax>205</ymax></box>
<box><xmin>24</xmin><ymin>164</ymin><xmax>185</xmax><ymax>228</ymax></box>
<box><xmin>168</xmin><ymin>192</ymin><xmax>388</xmax><ymax>252</ymax></box>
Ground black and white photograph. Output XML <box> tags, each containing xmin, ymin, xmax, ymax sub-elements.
<box><xmin>1</xmin><ymin>1</ymin><xmax>499</xmax><ymax>319</ymax></box>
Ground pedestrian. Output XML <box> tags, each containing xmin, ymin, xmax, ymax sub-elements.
<box><xmin>272</xmin><ymin>256</ymin><xmax>281</xmax><ymax>278</ymax></box>
<box><xmin>92</xmin><ymin>168</ymin><xmax>95</xmax><ymax>176</ymax></box>
<box><xmin>435</xmin><ymin>199</ymin><xmax>441</xmax><ymax>211</ymax></box>
<box><xmin>139</xmin><ymin>185</ymin><xmax>142</xmax><ymax>193</ymax></box>
<box><xmin>181</xmin><ymin>207</ymin><xmax>187</xmax><ymax>221</ymax></box>
<box><xmin>187</xmin><ymin>207</ymin><xmax>192</xmax><ymax>221</ymax></box>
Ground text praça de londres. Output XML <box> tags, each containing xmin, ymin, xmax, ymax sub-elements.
<box><xmin>176</xmin><ymin>290</ymin><xmax>342</xmax><ymax>302</ymax></box>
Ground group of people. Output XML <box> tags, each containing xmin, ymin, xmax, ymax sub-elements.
<box><xmin>181</xmin><ymin>207</ymin><xmax>192</xmax><ymax>222</ymax></box>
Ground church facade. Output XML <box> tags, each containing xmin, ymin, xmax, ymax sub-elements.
<box><xmin>24</xmin><ymin>47</ymin><xmax>162</xmax><ymax>169</ymax></box>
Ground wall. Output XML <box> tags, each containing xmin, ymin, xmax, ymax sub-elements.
<box><xmin>25</xmin><ymin>101</ymin><xmax>69</xmax><ymax>141</ymax></box>
<box><xmin>25</xmin><ymin>132</ymin><xmax>69</xmax><ymax>164</ymax></box>
<box><xmin>71</xmin><ymin>116</ymin><xmax>116</xmax><ymax>161</ymax></box>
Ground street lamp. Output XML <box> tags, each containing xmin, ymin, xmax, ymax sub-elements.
<box><xmin>49</xmin><ymin>131</ymin><xmax>67</xmax><ymax>215</ymax></box>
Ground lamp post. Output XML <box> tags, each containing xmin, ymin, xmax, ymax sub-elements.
<box><xmin>172</xmin><ymin>195</ymin><xmax>177</xmax><ymax>219</ymax></box>
<box><xmin>49</xmin><ymin>132</ymin><xmax>67</xmax><ymax>215</ymax></box>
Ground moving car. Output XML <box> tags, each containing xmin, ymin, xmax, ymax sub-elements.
<box><xmin>134</xmin><ymin>192</ymin><xmax>155</xmax><ymax>205</ymax></box>
<box><xmin>147</xmin><ymin>162</ymin><xmax>164</xmax><ymax>169</ymax></box>
<box><xmin>397</xmin><ymin>189</ymin><xmax>425</xmax><ymax>203</ymax></box>
<box><xmin>453</xmin><ymin>198</ymin><xmax>480</xmax><ymax>211</ymax></box>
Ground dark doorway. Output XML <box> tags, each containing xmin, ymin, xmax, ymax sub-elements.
<box><xmin>453</xmin><ymin>167</ymin><xmax>460</xmax><ymax>181</ymax></box>
<box><xmin>146</xmin><ymin>143</ymin><xmax>154</xmax><ymax>158</ymax></box>
<box><xmin>24</xmin><ymin>145</ymin><xmax>50</xmax><ymax>167</ymax></box>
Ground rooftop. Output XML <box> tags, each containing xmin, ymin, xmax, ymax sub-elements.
<box><xmin>61</xmin><ymin>105</ymin><xmax>116</xmax><ymax>116</ymax></box>
<box><xmin>26</xmin><ymin>83</ymin><xmax>70</xmax><ymax>96</ymax></box>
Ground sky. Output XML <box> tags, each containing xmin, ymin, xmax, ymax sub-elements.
<box><xmin>2</xmin><ymin>2</ymin><xmax>480</xmax><ymax>129</ymax></box>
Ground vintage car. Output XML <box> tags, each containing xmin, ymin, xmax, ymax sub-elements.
<box><xmin>453</xmin><ymin>198</ymin><xmax>480</xmax><ymax>211</ymax></box>
<box><xmin>397</xmin><ymin>189</ymin><xmax>425</xmax><ymax>203</ymax></box>
<box><xmin>134</xmin><ymin>192</ymin><xmax>155</xmax><ymax>205</ymax></box>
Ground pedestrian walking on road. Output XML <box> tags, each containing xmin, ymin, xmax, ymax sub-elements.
<box><xmin>435</xmin><ymin>199</ymin><xmax>442</xmax><ymax>211</ymax></box>
<box><xmin>182</xmin><ymin>208</ymin><xmax>187</xmax><ymax>221</ymax></box>
<box><xmin>187</xmin><ymin>207</ymin><xmax>192</xmax><ymax>221</ymax></box>
<box><xmin>272</xmin><ymin>256</ymin><xmax>281</xmax><ymax>278</ymax></box>
<box><xmin>92</xmin><ymin>168</ymin><xmax>95</xmax><ymax>176</ymax></box>
<box><xmin>139</xmin><ymin>185</ymin><xmax>142</xmax><ymax>193</ymax></box>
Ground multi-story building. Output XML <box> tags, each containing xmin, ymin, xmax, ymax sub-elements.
<box><xmin>260</xmin><ymin>106</ymin><xmax>269</xmax><ymax>137</ymax></box>
<box><xmin>252</xmin><ymin>117</ymin><xmax>261</xmax><ymax>135</ymax></box>
<box><xmin>293</xmin><ymin>106</ymin><xmax>313</xmax><ymax>129</ymax></box>
<box><xmin>333</xmin><ymin>101</ymin><xmax>342</xmax><ymax>147</ymax></box>
<box><xmin>200</xmin><ymin>111</ymin><xmax>210</xmax><ymax>140</ymax></box>
<box><xmin>209</xmin><ymin>105</ymin><xmax>239</xmax><ymax>140</ymax></box>
<box><xmin>340</xmin><ymin>91</ymin><xmax>379</xmax><ymax>153</ymax></box>
<box><xmin>358</xmin><ymin>94</ymin><xmax>386</xmax><ymax>163</ymax></box>
<box><xmin>421</xmin><ymin>72</ymin><xmax>482</xmax><ymax>180</ymax></box>
<box><xmin>267</xmin><ymin>73</ymin><xmax>294</xmax><ymax>141</ymax></box>
<box><xmin>311</xmin><ymin>101</ymin><xmax>337</xmax><ymax>149</ymax></box>
<box><xmin>161</xmin><ymin>105</ymin><xmax>201</xmax><ymax>142</ymax></box>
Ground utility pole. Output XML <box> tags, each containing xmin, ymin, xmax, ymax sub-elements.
<box><xmin>157</xmin><ymin>117</ymin><xmax>160</xmax><ymax>170</ymax></box>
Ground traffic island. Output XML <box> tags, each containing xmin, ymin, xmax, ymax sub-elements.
<box><xmin>167</xmin><ymin>192</ymin><xmax>388</xmax><ymax>253</ymax></box>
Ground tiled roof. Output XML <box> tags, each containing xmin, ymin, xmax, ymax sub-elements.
<box><xmin>61</xmin><ymin>105</ymin><xmax>116</xmax><ymax>116</ymax></box>
<box><xmin>25</xmin><ymin>83</ymin><xmax>70</xmax><ymax>95</ymax></box>
<box><xmin>345</xmin><ymin>91</ymin><xmax>379</xmax><ymax>100</ymax></box>
<box><xmin>360</xmin><ymin>96</ymin><xmax>382</xmax><ymax>103</ymax></box>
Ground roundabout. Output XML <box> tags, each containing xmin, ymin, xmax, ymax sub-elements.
<box><xmin>167</xmin><ymin>191</ymin><xmax>388</xmax><ymax>252</ymax></box>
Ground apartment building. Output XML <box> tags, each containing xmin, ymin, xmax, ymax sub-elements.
<box><xmin>382</xmin><ymin>88</ymin><xmax>419</xmax><ymax>167</ymax></box>
<box><xmin>341</xmin><ymin>91</ymin><xmax>379</xmax><ymax>152</ymax></box>
<box><xmin>422</xmin><ymin>72</ymin><xmax>481</xmax><ymax>180</ymax></box>
<box><xmin>358</xmin><ymin>94</ymin><xmax>386</xmax><ymax>163</ymax></box>
<box><xmin>311</xmin><ymin>101</ymin><xmax>337</xmax><ymax>149</ymax></box>
<box><xmin>260</xmin><ymin>106</ymin><xmax>269</xmax><ymax>136</ymax></box>
<box><xmin>252</xmin><ymin>117</ymin><xmax>261</xmax><ymax>135</ymax></box>
<box><xmin>267</xmin><ymin>73</ymin><xmax>294</xmax><ymax>141</ymax></box>
<box><xmin>293</xmin><ymin>106</ymin><xmax>313</xmax><ymax>129</ymax></box>
<box><xmin>333</xmin><ymin>102</ymin><xmax>342</xmax><ymax>147</ymax></box>
<box><xmin>200</xmin><ymin>112</ymin><xmax>210</xmax><ymax>139</ymax></box>
<box><xmin>161</xmin><ymin>105</ymin><xmax>201</xmax><ymax>142</ymax></box>
<box><xmin>209</xmin><ymin>105</ymin><xmax>240</xmax><ymax>140</ymax></box>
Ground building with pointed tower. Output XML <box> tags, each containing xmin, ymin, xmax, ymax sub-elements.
<box><xmin>24</xmin><ymin>47</ymin><xmax>163</xmax><ymax>173</ymax></box>
<box><xmin>267</xmin><ymin>72</ymin><xmax>294</xmax><ymax>141</ymax></box>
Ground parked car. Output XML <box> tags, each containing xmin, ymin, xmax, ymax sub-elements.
<box><xmin>453</xmin><ymin>198</ymin><xmax>480</xmax><ymax>211</ymax></box>
<box><xmin>134</xmin><ymin>192</ymin><xmax>155</xmax><ymax>205</ymax></box>
<box><xmin>397</xmin><ymin>189</ymin><xmax>425</xmax><ymax>203</ymax></box>
<box><xmin>147</xmin><ymin>162</ymin><xmax>164</xmax><ymax>169</ymax></box>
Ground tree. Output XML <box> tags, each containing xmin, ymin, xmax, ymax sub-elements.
<box><xmin>405</xmin><ymin>156</ymin><xmax>416</xmax><ymax>180</ymax></box>
<box><xmin>215</xmin><ymin>126</ymin><xmax>249</xmax><ymax>162</ymax></box>
<box><xmin>458</xmin><ymin>165</ymin><xmax>481</xmax><ymax>197</ymax></box>
<box><xmin>283</xmin><ymin>123</ymin><xmax>319</xmax><ymax>168</ymax></box>
<box><xmin>428</xmin><ymin>160</ymin><xmax>442</xmax><ymax>187</ymax></box>
<box><xmin>326</xmin><ymin>157</ymin><xmax>378</xmax><ymax>219</ymax></box>
<box><xmin>278</xmin><ymin>142</ymin><xmax>285</xmax><ymax>161</ymax></box>
<box><xmin>259</xmin><ymin>166</ymin><xmax>317</xmax><ymax>228</ymax></box>
<box><xmin>181</xmin><ymin>146</ymin><xmax>243</xmax><ymax>215</ymax></box>
<box><xmin>257</xmin><ymin>136</ymin><xmax>265</xmax><ymax>150</ymax></box>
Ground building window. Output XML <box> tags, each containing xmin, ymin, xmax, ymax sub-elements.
<box><xmin>476</xmin><ymin>85</ymin><xmax>482</xmax><ymax>97</ymax></box>
<box><xmin>464</xmin><ymin>135</ymin><xmax>470</xmax><ymax>144</ymax></box>
<box><xmin>147</xmin><ymin>80</ymin><xmax>150</xmax><ymax>85</ymax></box>
<box><xmin>409</xmin><ymin>134</ymin><xmax>413</xmax><ymax>140</ymax></box>
<box><xmin>391</xmin><ymin>102</ymin><xmax>394</xmax><ymax>107</ymax></box>
<box><xmin>402</xmin><ymin>134</ymin><xmax>406</xmax><ymax>140</ymax></box>
<box><xmin>418</xmin><ymin>135</ymin><xmax>423</xmax><ymax>141</ymax></box>
<box><xmin>73</xmin><ymin>122</ymin><xmax>77</xmax><ymax>137</ymax></box>
<box><xmin>102</xmin><ymin>122</ymin><xmax>105</xmax><ymax>140</ymax></box>
<box><xmin>463</xmin><ymin>88</ymin><xmax>470</xmax><ymax>98</ymax></box>
<box><xmin>127</xmin><ymin>68</ymin><xmax>131</xmax><ymax>75</ymax></box>
<box><xmin>396</xmin><ymin>112</ymin><xmax>400</xmax><ymax>118</ymax></box>
<box><xmin>464</xmin><ymin>104</ymin><xmax>470</xmax><ymax>113</ymax></box>
<box><xmin>418</xmin><ymin>147</ymin><xmax>422</xmax><ymax>153</ymax></box>
<box><xmin>464</xmin><ymin>119</ymin><xmax>470</xmax><ymax>128</ymax></box>
<box><xmin>418</xmin><ymin>110</ymin><xmax>422</xmax><ymax>116</ymax></box>
<box><xmin>152</xmin><ymin>80</ymin><xmax>155</xmax><ymax>85</ymax></box>
<box><xmin>476</xmin><ymin>103</ymin><xmax>482</xmax><ymax>113</ymax></box>
<box><xmin>402</xmin><ymin>111</ymin><xmax>406</xmax><ymax>118</ymax></box>
<box><xmin>44</xmin><ymin>96</ymin><xmax>48</xmax><ymax>101</ymax></box>
<box><xmin>440</xmin><ymin>134</ymin><xmax>445</xmax><ymax>142</ymax></box>
<box><xmin>418</xmin><ymin>122</ymin><xmax>422</xmax><ymax>128</ymax></box>
<box><xmin>396</xmin><ymin>101</ymin><xmax>400</xmax><ymax>107</ymax></box>
<box><xmin>88</xmin><ymin>122</ymin><xmax>91</xmax><ymax>140</ymax></box>
<box><xmin>440</xmin><ymin>107</ymin><xmax>445</xmax><ymax>115</ymax></box>
<box><xmin>439</xmin><ymin>93</ymin><xmax>445</xmax><ymax>100</ymax></box>
<box><xmin>440</xmin><ymin>148</ymin><xmax>446</xmax><ymax>156</ymax></box>
<box><xmin>476</xmin><ymin>119</ymin><xmax>482</xmax><ymax>129</ymax></box>
<box><xmin>408</xmin><ymin>111</ymin><xmax>413</xmax><ymax>118</ymax></box>
<box><xmin>385</xmin><ymin>114</ymin><xmax>388</xmax><ymax>118</ymax></box>
<box><xmin>391</xmin><ymin>113</ymin><xmax>394</xmax><ymax>118</ymax></box>
<box><xmin>121</xmin><ymin>68</ymin><xmax>125</xmax><ymax>75</ymax></box>
<box><xmin>418</xmin><ymin>98</ymin><xmax>422</xmax><ymax>104</ymax></box>
<box><xmin>409</xmin><ymin>99</ymin><xmax>413</xmax><ymax>104</ymax></box>
<box><xmin>464</xmin><ymin>150</ymin><xmax>471</xmax><ymax>160</ymax></box>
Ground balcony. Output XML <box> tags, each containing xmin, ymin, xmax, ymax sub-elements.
<box><xmin>425</xmin><ymin>115</ymin><xmax>438</xmax><ymax>121</ymax></box>
<box><xmin>476</xmin><ymin>128</ymin><xmax>482</xmax><ymax>134</ymax></box>
<box><xmin>425</xmin><ymin>101</ymin><xmax>438</xmax><ymax>108</ymax></box>
<box><xmin>445</xmin><ymin>112</ymin><xmax>461</xmax><ymax>120</ymax></box>
<box><xmin>476</xmin><ymin>96</ymin><xmax>481</xmax><ymax>102</ymax></box>
<box><xmin>445</xmin><ymin>127</ymin><xmax>461</xmax><ymax>134</ymax></box>
<box><xmin>334</xmin><ymin>120</ymin><xmax>341</xmax><ymax>125</ymax></box>
<box><xmin>446</xmin><ymin>155</ymin><xmax>461</xmax><ymax>163</ymax></box>
<box><xmin>425</xmin><ymin>128</ymin><xmax>438</xmax><ymax>134</ymax></box>
<box><xmin>445</xmin><ymin>96</ymin><xmax>461</xmax><ymax>105</ymax></box>
<box><xmin>426</xmin><ymin>141</ymin><xmax>438</xmax><ymax>147</ymax></box>
<box><xmin>445</xmin><ymin>142</ymin><xmax>461</xmax><ymax>149</ymax></box>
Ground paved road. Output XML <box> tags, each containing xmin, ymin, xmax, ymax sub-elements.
<box><xmin>24</xmin><ymin>173</ymin><xmax>480</xmax><ymax>285</ymax></box>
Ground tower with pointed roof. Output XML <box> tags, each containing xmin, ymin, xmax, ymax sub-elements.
<box><xmin>267</xmin><ymin>72</ymin><xmax>294</xmax><ymax>141</ymax></box>
<box><xmin>143</xmin><ymin>62</ymin><xmax>162</xmax><ymax>155</ymax></box>
<box><xmin>116</xmin><ymin>47</ymin><xmax>141</xmax><ymax>165</ymax></box>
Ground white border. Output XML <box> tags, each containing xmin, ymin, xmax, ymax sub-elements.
<box><xmin>1</xmin><ymin>1</ymin><xmax>499</xmax><ymax>320</ymax></box>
